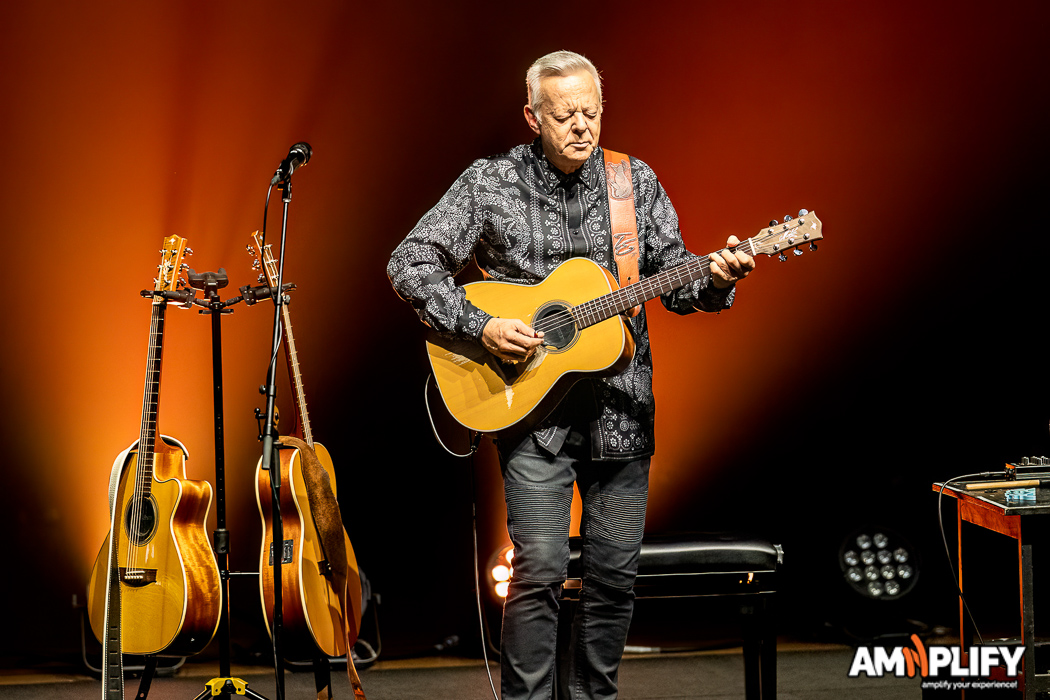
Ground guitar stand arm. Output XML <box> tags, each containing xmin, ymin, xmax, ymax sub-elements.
<box><xmin>140</xmin><ymin>288</ymin><xmax>197</xmax><ymax>307</ymax></box>
<box><xmin>238</xmin><ymin>282</ymin><xmax>296</xmax><ymax>306</ymax></box>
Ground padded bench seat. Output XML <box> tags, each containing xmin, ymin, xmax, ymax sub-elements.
<box><xmin>557</xmin><ymin>532</ymin><xmax>782</xmax><ymax>700</ymax></box>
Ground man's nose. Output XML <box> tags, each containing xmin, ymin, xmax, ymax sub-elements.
<box><xmin>571</xmin><ymin>113</ymin><xmax>587</xmax><ymax>131</ymax></box>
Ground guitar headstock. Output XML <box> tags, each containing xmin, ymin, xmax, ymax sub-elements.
<box><xmin>248</xmin><ymin>230</ymin><xmax>280</xmax><ymax>288</ymax></box>
<box><xmin>155</xmin><ymin>235</ymin><xmax>189</xmax><ymax>293</ymax></box>
<box><xmin>748</xmin><ymin>210</ymin><xmax>823</xmax><ymax>261</ymax></box>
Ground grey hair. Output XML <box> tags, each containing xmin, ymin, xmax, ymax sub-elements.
<box><xmin>526</xmin><ymin>50</ymin><xmax>603</xmax><ymax>119</ymax></box>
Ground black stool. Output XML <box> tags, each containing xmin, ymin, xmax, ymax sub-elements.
<box><xmin>556</xmin><ymin>533</ymin><xmax>782</xmax><ymax>700</ymax></box>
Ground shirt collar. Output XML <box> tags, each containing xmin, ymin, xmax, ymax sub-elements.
<box><xmin>530</xmin><ymin>139</ymin><xmax>601</xmax><ymax>193</ymax></box>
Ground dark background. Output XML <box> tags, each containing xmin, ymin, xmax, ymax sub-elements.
<box><xmin>1</xmin><ymin>0</ymin><xmax>1047</xmax><ymax>666</ymax></box>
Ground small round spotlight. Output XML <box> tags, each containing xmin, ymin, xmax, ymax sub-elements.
<box><xmin>839</xmin><ymin>527</ymin><xmax>919</xmax><ymax>600</ymax></box>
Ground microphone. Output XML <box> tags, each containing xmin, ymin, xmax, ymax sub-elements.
<box><xmin>271</xmin><ymin>142</ymin><xmax>312</xmax><ymax>185</ymax></box>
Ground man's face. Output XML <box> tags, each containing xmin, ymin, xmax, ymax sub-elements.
<box><xmin>525</xmin><ymin>70</ymin><xmax>602</xmax><ymax>174</ymax></box>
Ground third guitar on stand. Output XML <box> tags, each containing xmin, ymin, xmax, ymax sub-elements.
<box><xmin>251</xmin><ymin>231</ymin><xmax>364</xmax><ymax>660</ymax></box>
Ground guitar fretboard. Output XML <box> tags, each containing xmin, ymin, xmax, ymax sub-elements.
<box><xmin>256</xmin><ymin>231</ymin><xmax>314</xmax><ymax>447</ymax></box>
<box><xmin>571</xmin><ymin>238</ymin><xmax>755</xmax><ymax>329</ymax></box>
<box><xmin>135</xmin><ymin>298</ymin><xmax>166</xmax><ymax>497</ymax></box>
<box><xmin>281</xmin><ymin>304</ymin><xmax>314</xmax><ymax>448</ymax></box>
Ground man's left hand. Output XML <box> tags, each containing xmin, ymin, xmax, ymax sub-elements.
<box><xmin>709</xmin><ymin>235</ymin><xmax>755</xmax><ymax>289</ymax></box>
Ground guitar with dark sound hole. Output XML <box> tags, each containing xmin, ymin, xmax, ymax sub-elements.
<box><xmin>427</xmin><ymin>211</ymin><xmax>824</xmax><ymax>433</ymax></box>
<box><xmin>86</xmin><ymin>235</ymin><xmax>222</xmax><ymax>698</ymax></box>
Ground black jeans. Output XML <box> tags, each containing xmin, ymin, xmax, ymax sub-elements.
<box><xmin>497</xmin><ymin>423</ymin><xmax>650</xmax><ymax>700</ymax></box>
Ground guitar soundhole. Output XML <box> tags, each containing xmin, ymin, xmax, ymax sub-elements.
<box><xmin>534</xmin><ymin>302</ymin><xmax>577</xmax><ymax>351</ymax></box>
<box><xmin>124</xmin><ymin>495</ymin><xmax>159</xmax><ymax>546</ymax></box>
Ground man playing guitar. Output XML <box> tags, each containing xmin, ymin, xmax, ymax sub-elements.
<box><xmin>387</xmin><ymin>50</ymin><xmax>754</xmax><ymax>700</ymax></box>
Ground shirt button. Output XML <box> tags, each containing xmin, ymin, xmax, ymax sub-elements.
<box><xmin>571</xmin><ymin>229</ymin><xmax>581</xmax><ymax>235</ymax></box>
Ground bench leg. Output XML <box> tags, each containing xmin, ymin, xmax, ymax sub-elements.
<box><xmin>743</xmin><ymin>596</ymin><xmax>777</xmax><ymax>699</ymax></box>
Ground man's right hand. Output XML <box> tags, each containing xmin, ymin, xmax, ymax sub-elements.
<box><xmin>481</xmin><ymin>318</ymin><xmax>545</xmax><ymax>363</ymax></box>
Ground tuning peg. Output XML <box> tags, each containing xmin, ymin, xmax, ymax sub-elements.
<box><xmin>180</xmin><ymin>263</ymin><xmax>190</xmax><ymax>271</ymax></box>
<box><xmin>245</xmin><ymin>244</ymin><xmax>255</xmax><ymax>255</ymax></box>
<box><xmin>769</xmin><ymin>219</ymin><xmax>778</xmax><ymax>227</ymax></box>
<box><xmin>184</xmin><ymin>247</ymin><xmax>194</xmax><ymax>256</ymax></box>
<box><xmin>809</xmin><ymin>242</ymin><xmax>818</xmax><ymax>252</ymax></box>
<box><xmin>793</xmin><ymin>248</ymin><xmax>803</xmax><ymax>256</ymax></box>
<box><xmin>784</xmin><ymin>214</ymin><xmax>793</xmax><ymax>222</ymax></box>
<box><xmin>258</xmin><ymin>274</ymin><xmax>266</xmax><ymax>284</ymax></box>
<box><xmin>778</xmin><ymin>252</ymin><xmax>787</xmax><ymax>262</ymax></box>
<box><xmin>252</xmin><ymin>259</ymin><xmax>261</xmax><ymax>271</ymax></box>
<box><xmin>798</xmin><ymin>208</ymin><xmax>809</xmax><ymax>217</ymax></box>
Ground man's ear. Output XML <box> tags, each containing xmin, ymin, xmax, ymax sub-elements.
<box><xmin>523</xmin><ymin>104</ymin><xmax>541</xmax><ymax>135</ymax></box>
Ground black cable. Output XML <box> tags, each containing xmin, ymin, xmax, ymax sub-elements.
<box><xmin>424</xmin><ymin>373</ymin><xmax>480</xmax><ymax>459</ymax></box>
<box><xmin>466</xmin><ymin>431</ymin><xmax>500</xmax><ymax>700</ymax></box>
<box><xmin>936</xmin><ymin>471</ymin><xmax>1004</xmax><ymax>647</ymax></box>
<box><xmin>258</xmin><ymin>180</ymin><xmax>285</xmax><ymax>700</ymax></box>
<box><xmin>420</xmin><ymin>361</ymin><xmax>496</xmax><ymax>693</ymax></box>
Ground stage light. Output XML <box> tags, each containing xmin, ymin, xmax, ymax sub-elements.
<box><xmin>839</xmin><ymin>528</ymin><xmax>919</xmax><ymax>600</ymax></box>
<box><xmin>486</xmin><ymin>544</ymin><xmax>515</xmax><ymax>599</ymax></box>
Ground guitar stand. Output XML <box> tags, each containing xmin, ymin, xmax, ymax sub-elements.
<box><xmin>193</xmin><ymin>678</ymin><xmax>269</xmax><ymax>700</ymax></box>
<box><xmin>174</xmin><ymin>269</ymin><xmax>274</xmax><ymax>700</ymax></box>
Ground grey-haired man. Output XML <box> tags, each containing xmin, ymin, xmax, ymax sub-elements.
<box><xmin>389</xmin><ymin>50</ymin><xmax>754</xmax><ymax>699</ymax></box>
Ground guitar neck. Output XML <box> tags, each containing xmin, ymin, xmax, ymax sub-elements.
<box><xmin>135</xmin><ymin>297</ymin><xmax>167</xmax><ymax>495</ymax></box>
<box><xmin>572</xmin><ymin>238</ymin><xmax>757</xmax><ymax>328</ymax></box>
<box><xmin>281</xmin><ymin>303</ymin><xmax>314</xmax><ymax>448</ymax></box>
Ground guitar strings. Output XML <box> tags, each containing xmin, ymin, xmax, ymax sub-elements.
<box><xmin>526</xmin><ymin>237</ymin><xmax>766</xmax><ymax>337</ymax></box>
<box><xmin>527</xmin><ymin>254</ymin><xmax>718</xmax><ymax>336</ymax></box>
<box><xmin>127</xmin><ymin>296</ymin><xmax>166</xmax><ymax>575</ymax></box>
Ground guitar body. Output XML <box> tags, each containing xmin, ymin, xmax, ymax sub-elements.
<box><xmin>87</xmin><ymin>437</ymin><xmax>221</xmax><ymax>656</ymax></box>
<box><xmin>256</xmin><ymin>441</ymin><xmax>363</xmax><ymax>660</ymax></box>
<box><xmin>426</xmin><ymin>256</ymin><xmax>635</xmax><ymax>433</ymax></box>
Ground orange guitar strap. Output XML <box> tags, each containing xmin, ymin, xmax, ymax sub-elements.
<box><xmin>603</xmin><ymin>148</ymin><xmax>642</xmax><ymax>317</ymax></box>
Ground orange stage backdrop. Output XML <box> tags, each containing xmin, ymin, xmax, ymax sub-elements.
<box><xmin>1</xmin><ymin>0</ymin><xmax>1046</xmax><ymax>661</ymax></box>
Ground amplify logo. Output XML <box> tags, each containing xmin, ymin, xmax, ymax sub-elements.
<box><xmin>848</xmin><ymin>634</ymin><xmax>1022</xmax><ymax>691</ymax></box>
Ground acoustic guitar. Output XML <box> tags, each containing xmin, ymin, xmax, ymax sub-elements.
<box><xmin>86</xmin><ymin>235</ymin><xmax>222</xmax><ymax>673</ymax></box>
<box><xmin>251</xmin><ymin>231</ymin><xmax>363</xmax><ymax>660</ymax></box>
<box><xmin>427</xmin><ymin>211</ymin><xmax>823</xmax><ymax>433</ymax></box>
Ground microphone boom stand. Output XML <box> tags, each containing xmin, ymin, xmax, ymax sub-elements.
<box><xmin>259</xmin><ymin>177</ymin><xmax>295</xmax><ymax>700</ymax></box>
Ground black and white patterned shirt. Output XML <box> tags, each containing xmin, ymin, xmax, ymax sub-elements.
<box><xmin>388</xmin><ymin>140</ymin><xmax>733</xmax><ymax>461</ymax></box>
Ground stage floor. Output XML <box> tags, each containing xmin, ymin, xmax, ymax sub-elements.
<box><xmin>0</xmin><ymin>642</ymin><xmax>918</xmax><ymax>699</ymax></box>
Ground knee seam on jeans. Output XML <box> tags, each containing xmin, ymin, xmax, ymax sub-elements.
<box><xmin>505</xmin><ymin>480</ymin><xmax>573</xmax><ymax>541</ymax></box>
<box><xmin>582</xmin><ymin>488</ymin><xmax>647</xmax><ymax>545</ymax></box>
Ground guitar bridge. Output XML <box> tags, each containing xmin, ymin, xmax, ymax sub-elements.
<box><xmin>118</xmin><ymin>567</ymin><xmax>157</xmax><ymax>587</ymax></box>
